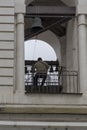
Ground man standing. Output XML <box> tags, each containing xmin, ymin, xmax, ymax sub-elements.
<box><xmin>33</xmin><ymin>57</ymin><xmax>49</xmax><ymax>86</ymax></box>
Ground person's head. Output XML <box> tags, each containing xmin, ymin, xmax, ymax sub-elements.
<box><xmin>37</xmin><ymin>57</ymin><xmax>42</xmax><ymax>61</ymax></box>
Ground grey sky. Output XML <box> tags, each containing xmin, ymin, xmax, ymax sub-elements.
<box><xmin>24</xmin><ymin>39</ymin><xmax>57</xmax><ymax>61</ymax></box>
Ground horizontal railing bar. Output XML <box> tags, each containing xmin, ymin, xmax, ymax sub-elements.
<box><xmin>25</xmin><ymin>61</ymin><xmax>79</xmax><ymax>94</ymax></box>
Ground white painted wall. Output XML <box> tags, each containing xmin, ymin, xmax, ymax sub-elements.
<box><xmin>78</xmin><ymin>0</ymin><xmax>87</xmax><ymax>5</ymax></box>
<box><xmin>0</xmin><ymin>0</ymin><xmax>15</xmax><ymax>102</ymax></box>
<box><xmin>0</xmin><ymin>121</ymin><xmax>87</xmax><ymax>130</ymax></box>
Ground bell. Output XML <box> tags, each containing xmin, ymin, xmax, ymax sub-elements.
<box><xmin>31</xmin><ymin>17</ymin><xmax>43</xmax><ymax>33</ymax></box>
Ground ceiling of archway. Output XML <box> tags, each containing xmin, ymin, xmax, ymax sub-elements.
<box><xmin>25</xmin><ymin>0</ymin><xmax>76</xmax><ymax>40</ymax></box>
<box><xmin>25</xmin><ymin>0</ymin><xmax>66</xmax><ymax>6</ymax></box>
<box><xmin>29</xmin><ymin>0</ymin><xmax>66</xmax><ymax>6</ymax></box>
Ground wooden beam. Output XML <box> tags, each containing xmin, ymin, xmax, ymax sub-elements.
<box><xmin>25</xmin><ymin>17</ymin><xmax>71</xmax><ymax>40</ymax></box>
<box><xmin>25</xmin><ymin>60</ymin><xmax>59</xmax><ymax>66</ymax></box>
<box><xmin>26</xmin><ymin>6</ymin><xmax>76</xmax><ymax>17</ymax></box>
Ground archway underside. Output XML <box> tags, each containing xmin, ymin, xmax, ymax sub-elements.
<box><xmin>24</xmin><ymin>0</ymin><xmax>76</xmax><ymax>40</ymax></box>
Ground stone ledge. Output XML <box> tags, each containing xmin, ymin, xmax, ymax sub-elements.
<box><xmin>0</xmin><ymin>105</ymin><xmax>87</xmax><ymax>114</ymax></box>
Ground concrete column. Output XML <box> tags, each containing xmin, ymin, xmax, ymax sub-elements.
<box><xmin>16</xmin><ymin>13</ymin><xmax>25</xmax><ymax>92</ymax></box>
<box><xmin>78</xmin><ymin>14</ymin><xmax>87</xmax><ymax>92</ymax></box>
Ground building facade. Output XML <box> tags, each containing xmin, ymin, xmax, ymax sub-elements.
<box><xmin>0</xmin><ymin>0</ymin><xmax>87</xmax><ymax>129</ymax></box>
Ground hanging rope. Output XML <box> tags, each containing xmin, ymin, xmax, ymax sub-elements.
<box><xmin>32</xmin><ymin>36</ymin><xmax>38</xmax><ymax>60</ymax></box>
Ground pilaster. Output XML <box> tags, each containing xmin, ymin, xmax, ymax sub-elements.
<box><xmin>77</xmin><ymin>14</ymin><xmax>87</xmax><ymax>92</ymax></box>
<box><xmin>15</xmin><ymin>1</ymin><xmax>25</xmax><ymax>92</ymax></box>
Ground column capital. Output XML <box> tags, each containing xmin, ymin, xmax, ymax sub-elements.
<box><xmin>77</xmin><ymin>14</ymin><xmax>87</xmax><ymax>26</ymax></box>
<box><xmin>16</xmin><ymin>13</ymin><xmax>24</xmax><ymax>24</ymax></box>
<box><xmin>77</xmin><ymin>5</ymin><xmax>87</xmax><ymax>15</ymax></box>
<box><xmin>15</xmin><ymin>3</ymin><xmax>26</xmax><ymax>14</ymax></box>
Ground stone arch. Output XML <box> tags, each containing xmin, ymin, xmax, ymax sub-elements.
<box><xmin>25</xmin><ymin>0</ymin><xmax>34</xmax><ymax>5</ymax></box>
<box><xmin>61</xmin><ymin>0</ymin><xmax>77</xmax><ymax>6</ymax></box>
<box><xmin>31</xmin><ymin>30</ymin><xmax>61</xmax><ymax>64</ymax></box>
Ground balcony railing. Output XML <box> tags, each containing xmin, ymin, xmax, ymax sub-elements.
<box><xmin>25</xmin><ymin>60</ymin><xmax>79</xmax><ymax>94</ymax></box>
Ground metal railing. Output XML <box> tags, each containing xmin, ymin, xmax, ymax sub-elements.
<box><xmin>25</xmin><ymin>60</ymin><xmax>79</xmax><ymax>94</ymax></box>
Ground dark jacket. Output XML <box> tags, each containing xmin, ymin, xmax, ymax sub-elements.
<box><xmin>34</xmin><ymin>61</ymin><xmax>49</xmax><ymax>74</ymax></box>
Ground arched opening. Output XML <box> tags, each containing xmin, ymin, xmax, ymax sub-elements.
<box><xmin>25</xmin><ymin>39</ymin><xmax>57</xmax><ymax>61</ymax></box>
<box><xmin>25</xmin><ymin>39</ymin><xmax>62</xmax><ymax>94</ymax></box>
<box><xmin>24</xmin><ymin>1</ymin><xmax>78</xmax><ymax>94</ymax></box>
